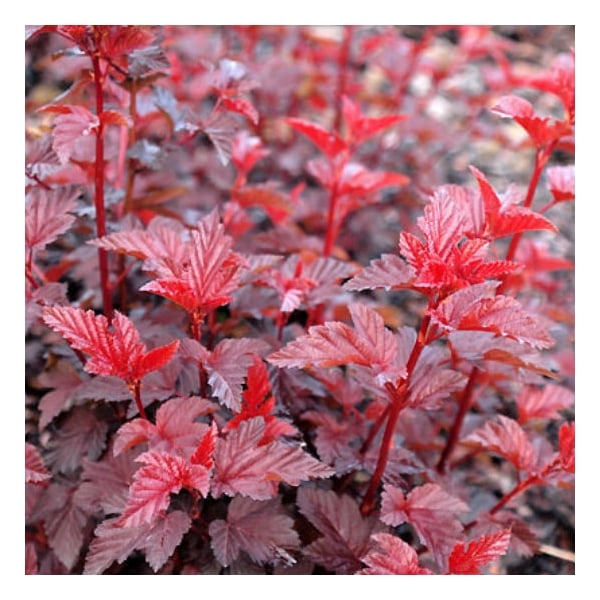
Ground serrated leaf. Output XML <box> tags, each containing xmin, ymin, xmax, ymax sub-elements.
<box><xmin>84</xmin><ymin>517</ymin><xmax>152</xmax><ymax>575</ymax></box>
<box><xmin>209</xmin><ymin>496</ymin><xmax>300</xmax><ymax>567</ymax></box>
<box><xmin>516</xmin><ymin>384</ymin><xmax>574</xmax><ymax>424</ymax></box>
<box><xmin>45</xmin><ymin>407</ymin><xmax>108</xmax><ymax>474</ymax></box>
<box><xmin>42</xmin><ymin>306</ymin><xmax>179</xmax><ymax>383</ymax></box>
<box><xmin>118</xmin><ymin>450</ymin><xmax>211</xmax><ymax>527</ymax></box>
<box><xmin>491</xmin><ymin>95</ymin><xmax>572</xmax><ymax>147</ymax></box>
<box><xmin>25</xmin><ymin>186</ymin><xmax>79</xmax><ymax>257</ymax></box>
<box><xmin>75</xmin><ymin>448</ymin><xmax>140</xmax><ymax>515</ymax></box>
<box><xmin>140</xmin><ymin>510</ymin><xmax>192</xmax><ymax>572</ymax></box>
<box><xmin>380</xmin><ymin>483</ymin><xmax>469</xmax><ymax>571</ymax></box>
<box><xmin>344</xmin><ymin>253</ymin><xmax>415</xmax><ymax>291</ymax></box>
<box><xmin>464</xmin><ymin>415</ymin><xmax>536</xmax><ymax>473</ymax></box>
<box><xmin>358</xmin><ymin>532</ymin><xmax>432</xmax><ymax>575</ymax></box>
<box><xmin>211</xmin><ymin>418</ymin><xmax>333</xmax><ymax>500</ymax></box>
<box><xmin>32</xmin><ymin>482</ymin><xmax>89</xmax><ymax>571</ymax></box>
<box><xmin>470</xmin><ymin>166</ymin><xmax>557</xmax><ymax>238</ymax></box>
<box><xmin>296</xmin><ymin>487</ymin><xmax>377</xmax><ymax>574</ymax></box>
<box><xmin>430</xmin><ymin>281</ymin><xmax>554</xmax><ymax>350</ymax></box>
<box><xmin>51</xmin><ymin>105</ymin><xmax>99</xmax><ymax>164</ymax></box>
<box><xmin>90</xmin><ymin>218</ymin><xmax>188</xmax><ymax>277</ymax></box>
<box><xmin>25</xmin><ymin>442</ymin><xmax>51</xmax><ymax>483</ymax></box>
<box><xmin>113</xmin><ymin>395</ymin><xmax>213</xmax><ymax>458</ymax></box>
<box><xmin>140</xmin><ymin>210</ymin><xmax>247</xmax><ymax>318</ymax></box>
<box><xmin>268</xmin><ymin>303</ymin><xmax>407</xmax><ymax>386</ymax></box>
<box><xmin>448</xmin><ymin>529</ymin><xmax>511</xmax><ymax>574</ymax></box>
<box><xmin>184</xmin><ymin>337</ymin><xmax>269</xmax><ymax>411</ymax></box>
<box><xmin>408</xmin><ymin>347</ymin><xmax>466</xmax><ymax>409</ymax></box>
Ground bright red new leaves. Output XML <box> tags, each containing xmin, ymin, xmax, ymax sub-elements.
<box><xmin>140</xmin><ymin>210</ymin><xmax>247</xmax><ymax>321</ymax></box>
<box><xmin>42</xmin><ymin>306</ymin><xmax>179</xmax><ymax>385</ymax></box>
<box><xmin>447</xmin><ymin>529</ymin><xmax>511</xmax><ymax>574</ymax></box>
<box><xmin>491</xmin><ymin>95</ymin><xmax>573</xmax><ymax>148</ymax></box>
<box><xmin>118</xmin><ymin>450</ymin><xmax>211</xmax><ymax>527</ymax></box>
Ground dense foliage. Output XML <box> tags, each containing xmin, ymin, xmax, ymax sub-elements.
<box><xmin>25</xmin><ymin>25</ymin><xmax>574</xmax><ymax>575</ymax></box>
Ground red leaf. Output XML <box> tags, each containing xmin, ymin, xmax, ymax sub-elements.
<box><xmin>211</xmin><ymin>418</ymin><xmax>333</xmax><ymax>500</ymax></box>
<box><xmin>222</xmin><ymin>96</ymin><xmax>259</xmax><ymax>125</ymax></box>
<box><xmin>231</xmin><ymin>131</ymin><xmax>270</xmax><ymax>177</ymax></box>
<box><xmin>358</xmin><ymin>533</ymin><xmax>432</xmax><ymax>575</ymax></box>
<box><xmin>183</xmin><ymin>338</ymin><xmax>269</xmax><ymax>411</ymax></box>
<box><xmin>470</xmin><ymin>166</ymin><xmax>557</xmax><ymax>238</ymax></box>
<box><xmin>408</xmin><ymin>347</ymin><xmax>466</xmax><ymax>409</ymax></box>
<box><xmin>344</xmin><ymin>253</ymin><xmax>415</xmax><ymax>291</ymax></box>
<box><xmin>32</xmin><ymin>482</ymin><xmax>89</xmax><ymax>570</ymax></box>
<box><xmin>268</xmin><ymin>303</ymin><xmax>407</xmax><ymax>386</ymax></box>
<box><xmin>118</xmin><ymin>450</ymin><xmax>211</xmax><ymax>527</ymax></box>
<box><xmin>209</xmin><ymin>496</ymin><xmax>300</xmax><ymax>567</ymax></box>
<box><xmin>337</xmin><ymin>163</ymin><xmax>409</xmax><ymax>197</ymax></box>
<box><xmin>516</xmin><ymin>384</ymin><xmax>574</xmax><ymax>424</ymax></box>
<box><xmin>224</xmin><ymin>356</ymin><xmax>276</xmax><ymax>435</ymax></box>
<box><xmin>231</xmin><ymin>185</ymin><xmax>292</xmax><ymax>225</ymax></box>
<box><xmin>448</xmin><ymin>529</ymin><xmax>511</xmax><ymax>574</ymax></box>
<box><xmin>75</xmin><ymin>448</ymin><xmax>140</xmax><ymax>515</ymax></box>
<box><xmin>113</xmin><ymin>396</ymin><xmax>214</xmax><ymax>458</ymax></box>
<box><xmin>380</xmin><ymin>483</ymin><xmax>469</xmax><ymax>571</ymax></box>
<box><xmin>558</xmin><ymin>422</ymin><xmax>575</xmax><ymax>473</ymax></box>
<box><xmin>464</xmin><ymin>415</ymin><xmax>536</xmax><ymax>473</ymax></box>
<box><xmin>25</xmin><ymin>442</ymin><xmax>51</xmax><ymax>483</ymax></box>
<box><xmin>140</xmin><ymin>510</ymin><xmax>192</xmax><ymax>572</ymax></box>
<box><xmin>296</xmin><ymin>487</ymin><xmax>378</xmax><ymax>574</ymax></box>
<box><xmin>97</xmin><ymin>26</ymin><xmax>155</xmax><ymax>60</ymax></box>
<box><xmin>547</xmin><ymin>165</ymin><xmax>575</xmax><ymax>203</ymax></box>
<box><xmin>90</xmin><ymin>218</ymin><xmax>189</xmax><ymax>278</ymax></box>
<box><xmin>190</xmin><ymin>422</ymin><xmax>217</xmax><ymax>469</ymax></box>
<box><xmin>25</xmin><ymin>186</ymin><xmax>79</xmax><ymax>257</ymax></box>
<box><xmin>491</xmin><ymin>95</ymin><xmax>572</xmax><ymax>147</ymax></box>
<box><xmin>45</xmin><ymin>407</ymin><xmax>108</xmax><ymax>474</ymax></box>
<box><xmin>50</xmin><ymin>105</ymin><xmax>99</xmax><ymax>164</ymax></box>
<box><xmin>286</xmin><ymin>117</ymin><xmax>348</xmax><ymax>159</ymax></box>
<box><xmin>342</xmin><ymin>95</ymin><xmax>407</xmax><ymax>147</ymax></box>
<box><xmin>430</xmin><ymin>281</ymin><xmax>554</xmax><ymax>350</ymax></box>
<box><xmin>84</xmin><ymin>517</ymin><xmax>153</xmax><ymax>575</ymax></box>
<box><xmin>43</xmin><ymin>306</ymin><xmax>180</xmax><ymax>383</ymax></box>
<box><xmin>140</xmin><ymin>210</ymin><xmax>247</xmax><ymax>318</ymax></box>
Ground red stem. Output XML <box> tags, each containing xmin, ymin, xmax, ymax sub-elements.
<box><xmin>360</xmin><ymin>404</ymin><xmax>391</xmax><ymax>455</ymax></box>
<box><xmin>91</xmin><ymin>51</ymin><xmax>113</xmax><ymax>322</ymax></box>
<box><xmin>323</xmin><ymin>178</ymin><xmax>340</xmax><ymax>258</ymax></box>
<box><xmin>129</xmin><ymin>380</ymin><xmax>148</xmax><ymax>421</ymax></box>
<box><xmin>436</xmin><ymin>366</ymin><xmax>480</xmax><ymax>473</ymax></box>
<box><xmin>360</xmin><ymin>312</ymin><xmax>432</xmax><ymax>515</ymax></box>
<box><xmin>501</xmin><ymin>144</ymin><xmax>555</xmax><ymax>267</ymax></box>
